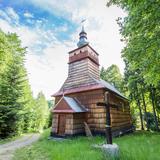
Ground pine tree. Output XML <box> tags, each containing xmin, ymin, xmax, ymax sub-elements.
<box><xmin>33</xmin><ymin>91</ymin><xmax>49</xmax><ymax>132</ymax></box>
<box><xmin>0</xmin><ymin>31</ymin><xmax>35</xmax><ymax>137</ymax></box>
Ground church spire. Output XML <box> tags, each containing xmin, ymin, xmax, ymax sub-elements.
<box><xmin>77</xmin><ymin>20</ymin><xmax>89</xmax><ymax>47</ymax></box>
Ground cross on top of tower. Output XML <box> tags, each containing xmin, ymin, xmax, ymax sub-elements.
<box><xmin>77</xmin><ymin>19</ymin><xmax>89</xmax><ymax>47</ymax></box>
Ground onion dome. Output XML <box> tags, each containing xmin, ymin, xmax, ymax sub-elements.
<box><xmin>77</xmin><ymin>26</ymin><xmax>89</xmax><ymax>47</ymax></box>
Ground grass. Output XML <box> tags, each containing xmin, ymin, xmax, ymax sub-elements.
<box><xmin>13</xmin><ymin>129</ymin><xmax>160</xmax><ymax>160</ymax></box>
<box><xmin>115</xmin><ymin>131</ymin><xmax>160</xmax><ymax>160</ymax></box>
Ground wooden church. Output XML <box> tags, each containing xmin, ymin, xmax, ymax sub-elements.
<box><xmin>51</xmin><ymin>26</ymin><xmax>133</xmax><ymax>137</ymax></box>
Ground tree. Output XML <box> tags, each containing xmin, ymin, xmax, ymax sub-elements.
<box><xmin>47</xmin><ymin>99</ymin><xmax>54</xmax><ymax>127</ymax></box>
<box><xmin>100</xmin><ymin>64</ymin><xmax>124</xmax><ymax>93</ymax></box>
<box><xmin>33</xmin><ymin>92</ymin><xmax>49</xmax><ymax>132</ymax></box>
<box><xmin>0</xmin><ymin>30</ymin><xmax>38</xmax><ymax>137</ymax></box>
<box><xmin>0</xmin><ymin>31</ymin><xmax>28</xmax><ymax>137</ymax></box>
<box><xmin>107</xmin><ymin>0</ymin><xmax>160</xmax><ymax>131</ymax></box>
<box><xmin>107</xmin><ymin>0</ymin><xmax>160</xmax><ymax>86</ymax></box>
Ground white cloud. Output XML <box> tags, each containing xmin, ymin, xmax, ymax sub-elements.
<box><xmin>26</xmin><ymin>0</ymin><xmax>127</xmax><ymax>98</ymax></box>
<box><xmin>29</xmin><ymin>0</ymin><xmax>87</xmax><ymax>20</ymax></box>
<box><xmin>25</xmin><ymin>43</ymin><xmax>70</xmax><ymax>99</ymax></box>
<box><xmin>28</xmin><ymin>0</ymin><xmax>126</xmax><ymax>73</ymax></box>
<box><xmin>0</xmin><ymin>9</ymin><xmax>12</xmax><ymax>22</ymax></box>
<box><xmin>0</xmin><ymin>7</ymin><xmax>65</xmax><ymax>99</ymax></box>
<box><xmin>5</xmin><ymin>7</ymin><xmax>19</xmax><ymax>22</ymax></box>
<box><xmin>0</xmin><ymin>18</ymin><xmax>40</xmax><ymax>48</ymax></box>
<box><xmin>24</xmin><ymin>11</ymin><xmax>34</xmax><ymax>18</ymax></box>
<box><xmin>0</xmin><ymin>1</ymin><xmax>127</xmax><ymax>99</ymax></box>
<box><xmin>55</xmin><ymin>24</ymin><xmax>68</xmax><ymax>32</ymax></box>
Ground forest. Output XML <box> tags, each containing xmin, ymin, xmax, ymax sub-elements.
<box><xmin>104</xmin><ymin>0</ymin><xmax>160</xmax><ymax>131</ymax></box>
<box><xmin>0</xmin><ymin>31</ymin><xmax>50</xmax><ymax>138</ymax></box>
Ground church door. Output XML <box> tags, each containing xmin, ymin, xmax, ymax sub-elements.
<box><xmin>58</xmin><ymin>114</ymin><xmax>66</xmax><ymax>135</ymax></box>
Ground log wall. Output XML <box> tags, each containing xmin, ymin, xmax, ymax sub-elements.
<box><xmin>55</xmin><ymin>89</ymin><xmax>106</xmax><ymax>133</ymax></box>
<box><xmin>73</xmin><ymin>113</ymin><xmax>85</xmax><ymax>134</ymax></box>
<box><xmin>51</xmin><ymin>113</ymin><xmax>74</xmax><ymax>135</ymax></box>
<box><xmin>109</xmin><ymin>92</ymin><xmax>132</xmax><ymax>131</ymax></box>
<box><xmin>62</xmin><ymin>58</ymin><xmax>99</xmax><ymax>90</ymax></box>
<box><xmin>51</xmin><ymin>113</ymin><xmax>85</xmax><ymax>135</ymax></box>
<box><xmin>51</xmin><ymin>113</ymin><xmax>58</xmax><ymax>134</ymax></box>
<box><xmin>53</xmin><ymin>89</ymin><xmax>132</xmax><ymax>136</ymax></box>
<box><xmin>65</xmin><ymin>114</ymin><xmax>74</xmax><ymax>135</ymax></box>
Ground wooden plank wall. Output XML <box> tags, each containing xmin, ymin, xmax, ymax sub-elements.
<box><xmin>51</xmin><ymin>113</ymin><xmax>58</xmax><ymax>133</ymax></box>
<box><xmin>53</xmin><ymin>89</ymin><xmax>132</xmax><ymax>135</ymax></box>
<box><xmin>65</xmin><ymin>114</ymin><xmax>74</xmax><ymax>135</ymax></box>
<box><xmin>72</xmin><ymin>113</ymin><xmax>85</xmax><ymax>134</ymax></box>
<box><xmin>109</xmin><ymin>93</ymin><xmax>132</xmax><ymax>131</ymax></box>
<box><xmin>52</xmin><ymin>113</ymin><xmax>74</xmax><ymax>135</ymax></box>
<box><xmin>62</xmin><ymin>58</ymin><xmax>99</xmax><ymax>90</ymax></box>
<box><xmin>67</xmin><ymin>89</ymin><xmax>106</xmax><ymax>133</ymax></box>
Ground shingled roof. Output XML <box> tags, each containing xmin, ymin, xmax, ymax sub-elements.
<box><xmin>52</xmin><ymin>76</ymin><xmax>128</xmax><ymax>100</ymax></box>
<box><xmin>97</xmin><ymin>79</ymin><xmax>127</xmax><ymax>100</ymax></box>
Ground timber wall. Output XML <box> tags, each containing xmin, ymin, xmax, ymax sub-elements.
<box><xmin>52</xmin><ymin>89</ymin><xmax>132</xmax><ymax>136</ymax></box>
<box><xmin>51</xmin><ymin>113</ymin><xmax>58</xmax><ymax>134</ymax></box>
<box><xmin>51</xmin><ymin>113</ymin><xmax>74</xmax><ymax>135</ymax></box>
<box><xmin>54</xmin><ymin>89</ymin><xmax>105</xmax><ymax>134</ymax></box>
<box><xmin>109</xmin><ymin>93</ymin><xmax>132</xmax><ymax>132</ymax></box>
<box><xmin>72</xmin><ymin>113</ymin><xmax>85</xmax><ymax>134</ymax></box>
<box><xmin>51</xmin><ymin>113</ymin><xmax>85</xmax><ymax>135</ymax></box>
<box><xmin>62</xmin><ymin>58</ymin><xmax>99</xmax><ymax>90</ymax></box>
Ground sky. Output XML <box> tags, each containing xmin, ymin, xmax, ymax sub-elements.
<box><xmin>0</xmin><ymin>0</ymin><xmax>126</xmax><ymax>99</ymax></box>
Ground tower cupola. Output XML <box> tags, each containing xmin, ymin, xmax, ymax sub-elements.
<box><xmin>77</xmin><ymin>26</ymin><xmax>89</xmax><ymax>47</ymax></box>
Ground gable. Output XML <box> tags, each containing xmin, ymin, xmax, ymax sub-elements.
<box><xmin>53</xmin><ymin>96</ymin><xmax>87</xmax><ymax>113</ymax></box>
<box><xmin>53</xmin><ymin>98</ymin><xmax>74</xmax><ymax>113</ymax></box>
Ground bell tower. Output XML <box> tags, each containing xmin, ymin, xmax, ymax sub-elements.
<box><xmin>60</xmin><ymin>26</ymin><xmax>100</xmax><ymax>91</ymax></box>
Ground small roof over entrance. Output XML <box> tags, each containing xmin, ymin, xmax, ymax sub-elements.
<box><xmin>52</xmin><ymin>96</ymin><xmax>87</xmax><ymax>113</ymax></box>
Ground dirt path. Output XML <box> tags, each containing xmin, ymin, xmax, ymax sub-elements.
<box><xmin>0</xmin><ymin>134</ymin><xmax>40</xmax><ymax>160</ymax></box>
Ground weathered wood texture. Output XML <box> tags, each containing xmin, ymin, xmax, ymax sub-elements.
<box><xmin>52</xmin><ymin>89</ymin><xmax>132</xmax><ymax>136</ymax></box>
<box><xmin>54</xmin><ymin>98</ymin><xmax>73</xmax><ymax>112</ymax></box>
<box><xmin>72</xmin><ymin>113</ymin><xmax>85</xmax><ymax>134</ymax></box>
<box><xmin>62</xmin><ymin>58</ymin><xmax>99</xmax><ymax>90</ymax></box>
<box><xmin>69</xmin><ymin>45</ymin><xmax>99</xmax><ymax>65</ymax></box>
<box><xmin>51</xmin><ymin>114</ymin><xmax>58</xmax><ymax>133</ymax></box>
<box><xmin>52</xmin><ymin>113</ymin><xmax>74</xmax><ymax>135</ymax></box>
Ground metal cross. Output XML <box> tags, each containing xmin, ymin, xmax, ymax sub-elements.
<box><xmin>81</xmin><ymin>19</ymin><xmax>86</xmax><ymax>24</ymax></box>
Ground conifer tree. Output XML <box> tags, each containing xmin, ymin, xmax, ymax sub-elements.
<box><xmin>0</xmin><ymin>31</ymin><xmax>35</xmax><ymax>137</ymax></box>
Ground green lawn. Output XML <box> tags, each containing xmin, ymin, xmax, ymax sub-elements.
<box><xmin>13</xmin><ymin>129</ymin><xmax>160</xmax><ymax>160</ymax></box>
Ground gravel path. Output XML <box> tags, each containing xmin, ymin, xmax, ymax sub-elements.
<box><xmin>0</xmin><ymin>134</ymin><xmax>40</xmax><ymax>160</ymax></box>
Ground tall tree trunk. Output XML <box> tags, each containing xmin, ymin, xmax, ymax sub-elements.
<box><xmin>141</xmin><ymin>89</ymin><xmax>149</xmax><ymax>130</ymax></box>
<box><xmin>150</xmin><ymin>87</ymin><xmax>159</xmax><ymax>131</ymax></box>
<box><xmin>136</xmin><ymin>97</ymin><xmax>144</xmax><ymax>130</ymax></box>
<box><xmin>135</xmin><ymin>85</ymin><xmax>144</xmax><ymax>130</ymax></box>
<box><xmin>157</xmin><ymin>113</ymin><xmax>160</xmax><ymax>123</ymax></box>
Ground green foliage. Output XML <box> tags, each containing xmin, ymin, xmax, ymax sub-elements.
<box><xmin>0</xmin><ymin>30</ymin><xmax>49</xmax><ymax>138</ymax></box>
<box><xmin>107</xmin><ymin>0</ymin><xmax>160</xmax><ymax>131</ymax></box>
<box><xmin>107</xmin><ymin>0</ymin><xmax>160</xmax><ymax>86</ymax></box>
<box><xmin>47</xmin><ymin>100</ymin><xmax>54</xmax><ymax>127</ymax></box>
<box><xmin>33</xmin><ymin>92</ymin><xmax>49</xmax><ymax>132</ymax></box>
<box><xmin>47</xmin><ymin>99</ymin><xmax>54</xmax><ymax>109</ymax></box>
<box><xmin>13</xmin><ymin>129</ymin><xmax>160</xmax><ymax>160</ymax></box>
<box><xmin>100</xmin><ymin>65</ymin><xmax>125</xmax><ymax>93</ymax></box>
<box><xmin>0</xmin><ymin>30</ymin><xmax>29</xmax><ymax>137</ymax></box>
<box><xmin>144</xmin><ymin>112</ymin><xmax>157</xmax><ymax>131</ymax></box>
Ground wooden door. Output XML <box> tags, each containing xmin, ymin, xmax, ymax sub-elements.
<box><xmin>58</xmin><ymin>114</ymin><xmax>66</xmax><ymax>135</ymax></box>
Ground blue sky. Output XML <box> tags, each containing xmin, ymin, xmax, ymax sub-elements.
<box><xmin>0</xmin><ymin>0</ymin><xmax>126</xmax><ymax>99</ymax></box>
